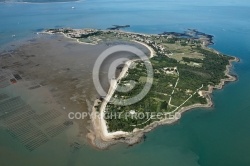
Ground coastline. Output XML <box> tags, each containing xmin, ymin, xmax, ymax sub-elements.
<box><xmin>42</xmin><ymin>29</ymin><xmax>239</xmax><ymax>149</ymax></box>
<box><xmin>40</xmin><ymin>31</ymin><xmax>97</xmax><ymax>45</ymax></box>
<box><xmin>87</xmin><ymin>61</ymin><xmax>133</xmax><ymax>148</ymax></box>
<box><xmin>0</xmin><ymin>0</ymin><xmax>81</xmax><ymax>4</ymax></box>
<box><xmin>131</xmin><ymin>40</ymin><xmax>155</xmax><ymax>58</ymax></box>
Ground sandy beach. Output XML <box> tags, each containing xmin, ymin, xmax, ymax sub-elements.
<box><xmin>87</xmin><ymin>60</ymin><xmax>133</xmax><ymax>147</ymax></box>
<box><xmin>131</xmin><ymin>40</ymin><xmax>156</xmax><ymax>58</ymax></box>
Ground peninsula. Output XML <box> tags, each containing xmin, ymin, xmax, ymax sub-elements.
<box><xmin>45</xmin><ymin>28</ymin><xmax>238</xmax><ymax>149</ymax></box>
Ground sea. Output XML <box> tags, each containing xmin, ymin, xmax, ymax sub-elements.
<box><xmin>0</xmin><ymin>0</ymin><xmax>250</xmax><ymax>166</ymax></box>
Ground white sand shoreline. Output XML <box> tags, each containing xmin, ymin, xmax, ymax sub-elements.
<box><xmin>131</xmin><ymin>40</ymin><xmax>155</xmax><ymax>58</ymax></box>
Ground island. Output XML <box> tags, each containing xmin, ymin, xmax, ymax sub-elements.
<box><xmin>107</xmin><ymin>25</ymin><xmax>131</xmax><ymax>30</ymax></box>
<box><xmin>45</xmin><ymin>28</ymin><xmax>238</xmax><ymax>149</ymax></box>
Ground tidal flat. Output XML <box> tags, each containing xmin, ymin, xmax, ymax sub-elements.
<box><xmin>0</xmin><ymin>33</ymin><xmax>151</xmax><ymax>151</ymax></box>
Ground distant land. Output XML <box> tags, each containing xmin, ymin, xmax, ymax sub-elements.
<box><xmin>0</xmin><ymin>0</ymin><xmax>77</xmax><ymax>3</ymax></box>
<box><xmin>107</xmin><ymin>25</ymin><xmax>131</xmax><ymax>30</ymax></box>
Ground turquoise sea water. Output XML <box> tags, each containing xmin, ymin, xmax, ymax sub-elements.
<box><xmin>0</xmin><ymin>0</ymin><xmax>250</xmax><ymax>165</ymax></box>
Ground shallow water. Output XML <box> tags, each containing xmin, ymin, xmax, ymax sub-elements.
<box><xmin>0</xmin><ymin>0</ymin><xmax>250</xmax><ymax>166</ymax></box>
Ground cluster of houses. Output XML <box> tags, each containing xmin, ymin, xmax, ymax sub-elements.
<box><xmin>111</xmin><ymin>31</ymin><xmax>170</xmax><ymax>56</ymax></box>
<box><xmin>49</xmin><ymin>28</ymin><xmax>204</xmax><ymax>58</ymax></box>
<box><xmin>163</xmin><ymin>67</ymin><xmax>178</xmax><ymax>75</ymax></box>
<box><xmin>66</xmin><ymin>29</ymin><xmax>97</xmax><ymax>38</ymax></box>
